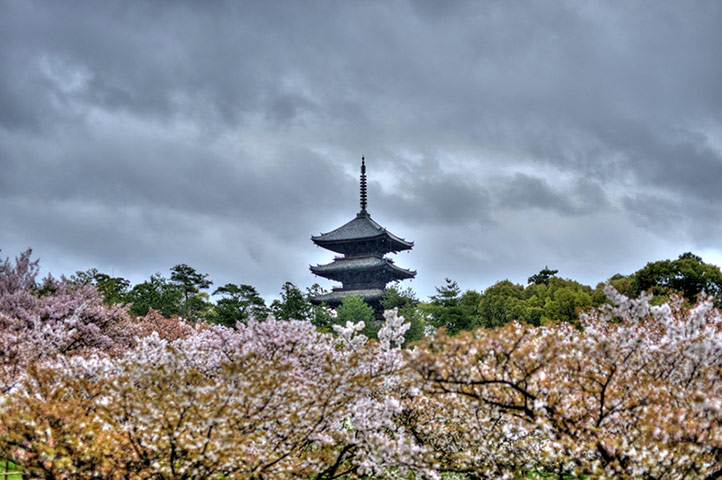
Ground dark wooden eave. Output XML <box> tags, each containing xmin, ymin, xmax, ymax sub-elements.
<box><xmin>311</xmin><ymin>211</ymin><xmax>413</xmax><ymax>254</ymax></box>
<box><xmin>309</xmin><ymin>288</ymin><xmax>385</xmax><ymax>306</ymax></box>
<box><xmin>310</xmin><ymin>256</ymin><xmax>416</xmax><ymax>282</ymax></box>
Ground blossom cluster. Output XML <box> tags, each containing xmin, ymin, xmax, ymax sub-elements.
<box><xmin>1</xmin><ymin>250</ymin><xmax>721</xmax><ymax>479</ymax></box>
<box><xmin>405</xmin><ymin>286</ymin><xmax>722</xmax><ymax>478</ymax></box>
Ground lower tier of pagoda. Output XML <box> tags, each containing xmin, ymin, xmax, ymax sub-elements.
<box><xmin>309</xmin><ymin>287</ymin><xmax>385</xmax><ymax>306</ymax></box>
<box><xmin>309</xmin><ymin>255</ymin><xmax>416</xmax><ymax>307</ymax></box>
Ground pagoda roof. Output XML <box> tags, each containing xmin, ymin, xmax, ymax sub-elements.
<box><xmin>311</xmin><ymin>212</ymin><xmax>413</xmax><ymax>252</ymax></box>
<box><xmin>310</xmin><ymin>256</ymin><xmax>416</xmax><ymax>279</ymax></box>
<box><xmin>310</xmin><ymin>288</ymin><xmax>385</xmax><ymax>305</ymax></box>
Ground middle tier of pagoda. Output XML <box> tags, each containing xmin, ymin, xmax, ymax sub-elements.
<box><xmin>310</xmin><ymin>254</ymin><xmax>415</xmax><ymax>289</ymax></box>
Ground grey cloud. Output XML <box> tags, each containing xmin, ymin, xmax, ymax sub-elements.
<box><xmin>493</xmin><ymin>174</ymin><xmax>608</xmax><ymax>216</ymax></box>
<box><xmin>1</xmin><ymin>134</ymin><xmax>346</xmax><ymax>240</ymax></box>
<box><xmin>2</xmin><ymin>0</ymin><xmax>722</xmax><ymax>300</ymax></box>
<box><xmin>623</xmin><ymin>190</ymin><xmax>722</xmax><ymax>245</ymax></box>
<box><xmin>622</xmin><ymin>193</ymin><xmax>686</xmax><ymax>238</ymax></box>
<box><xmin>495</xmin><ymin>174</ymin><xmax>572</xmax><ymax>214</ymax></box>
<box><xmin>374</xmin><ymin>169</ymin><xmax>493</xmax><ymax>228</ymax></box>
<box><xmin>626</xmin><ymin>127</ymin><xmax>722</xmax><ymax>204</ymax></box>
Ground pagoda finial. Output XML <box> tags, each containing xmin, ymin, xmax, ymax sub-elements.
<box><xmin>360</xmin><ymin>156</ymin><xmax>367</xmax><ymax>213</ymax></box>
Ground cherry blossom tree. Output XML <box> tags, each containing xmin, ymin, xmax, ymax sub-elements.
<box><xmin>3</xmin><ymin>248</ymin><xmax>722</xmax><ymax>479</ymax></box>
<box><xmin>404</xmin><ymin>287</ymin><xmax>722</xmax><ymax>479</ymax></box>
<box><xmin>0</xmin><ymin>250</ymin><xmax>137</xmax><ymax>393</ymax></box>
<box><xmin>0</xmin><ymin>308</ymin><xmax>416</xmax><ymax>479</ymax></box>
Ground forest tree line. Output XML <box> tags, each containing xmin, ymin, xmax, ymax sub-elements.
<box><xmin>63</xmin><ymin>251</ymin><xmax>722</xmax><ymax>344</ymax></box>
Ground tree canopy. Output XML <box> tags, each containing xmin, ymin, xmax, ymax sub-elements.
<box><xmin>9</xmin><ymin>248</ymin><xmax>722</xmax><ymax>339</ymax></box>
<box><xmin>421</xmin><ymin>278</ymin><xmax>472</xmax><ymax>335</ymax></box>
<box><xmin>212</xmin><ymin>283</ymin><xmax>269</xmax><ymax>327</ymax></box>
<box><xmin>633</xmin><ymin>252</ymin><xmax>722</xmax><ymax>307</ymax></box>
<box><xmin>170</xmin><ymin>263</ymin><xmax>213</xmax><ymax>320</ymax></box>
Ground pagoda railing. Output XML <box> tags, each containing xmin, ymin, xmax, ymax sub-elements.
<box><xmin>333</xmin><ymin>253</ymin><xmax>385</xmax><ymax>261</ymax></box>
<box><xmin>331</xmin><ymin>283</ymin><xmax>386</xmax><ymax>292</ymax></box>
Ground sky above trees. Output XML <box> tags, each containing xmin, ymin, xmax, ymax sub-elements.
<box><xmin>1</xmin><ymin>0</ymin><xmax>721</xmax><ymax>300</ymax></box>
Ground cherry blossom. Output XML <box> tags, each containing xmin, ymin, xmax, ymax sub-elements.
<box><xmin>3</xmin><ymin>251</ymin><xmax>722</xmax><ymax>479</ymax></box>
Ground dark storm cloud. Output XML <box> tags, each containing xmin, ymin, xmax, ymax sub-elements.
<box><xmin>375</xmin><ymin>171</ymin><xmax>493</xmax><ymax>227</ymax></box>
<box><xmin>494</xmin><ymin>174</ymin><xmax>608</xmax><ymax>216</ymax></box>
<box><xmin>1</xmin><ymin>0</ymin><xmax>721</xmax><ymax>298</ymax></box>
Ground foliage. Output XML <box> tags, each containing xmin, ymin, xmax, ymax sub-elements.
<box><xmin>125</xmin><ymin>272</ymin><xmax>183</xmax><ymax>318</ymax></box>
<box><xmin>458</xmin><ymin>289</ymin><xmax>483</xmax><ymax>325</ymax></box>
<box><xmin>0</xmin><ymin>249</ymin><xmax>136</xmax><ymax>394</ymax></box>
<box><xmin>4</xmin><ymin>249</ymin><xmax>722</xmax><ymax>478</ymax></box>
<box><xmin>170</xmin><ymin>263</ymin><xmax>213</xmax><ymax>320</ymax></box>
<box><xmin>381</xmin><ymin>286</ymin><xmax>426</xmax><ymax>344</ymax></box>
<box><xmin>211</xmin><ymin>283</ymin><xmax>269</xmax><ymax>327</ymax></box>
<box><xmin>1</xmin><ymin>259</ymin><xmax>416</xmax><ymax>479</ymax></box>
<box><xmin>422</xmin><ymin>278</ymin><xmax>474</xmax><ymax>335</ymax></box>
<box><xmin>602</xmin><ymin>273</ymin><xmax>636</xmax><ymax>299</ymax></box>
<box><xmin>310</xmin><ymin>303</ymin><xmax>337</xmax><ymax>332</ymax></box>
<box><xmin>478</xmin><ymin>279</ymin><xmax>528</xmax><ymax>327</ymax></box>
<box><xmin>306</xmin><ymin>284</ymin><xmax>337</xmax><ymax>332</ymax></box>
<box><xmin>633</xmin><ymin>252</ymin><xmax>722</xmax><ymax>307</ymax></box>
<box><xmin>478</xmin><ymin>277</ymin><xmax>600</xmax><ymax>328</ymax></box>
<box><xmin>335</xmin><ymin>296</ymin><xmax>376</xmax><ymax>339</ymax></box>
<box><xmin>541</xmin><ymin>278</ymin><xmax>594</xmax><ymax>325</ymax></box>
<box><xmin>71</xmin><ymin>268</ymin><xmax>130</xmax><ymax>305</ymax></box>
<box><xmin>271</xmin><ymin>281</ymin><xmax>312</xmax><ymax>321</ymax></box>
<box><xmin>527</xmin><ymin>266</ymin><xmax>559</xmax><ymax>285</ymax></box>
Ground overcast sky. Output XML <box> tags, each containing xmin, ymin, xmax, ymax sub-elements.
<box><xmin>2</xmin><ymin>0</ymin><xmax>721</xmax><ymax>301</ymax></box>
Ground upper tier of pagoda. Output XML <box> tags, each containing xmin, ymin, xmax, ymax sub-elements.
<box><xmin>311</xmin><ymin>211</ymin><xmax>414</xmax><ymax>256</ymax></box>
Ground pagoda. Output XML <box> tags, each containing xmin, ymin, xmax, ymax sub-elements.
<box><xmin>310</xmin><ymin>157</ymin><xmax>415</xmax><ymax>309</ymax></box>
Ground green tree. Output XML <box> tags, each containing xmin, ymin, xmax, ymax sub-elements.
<box><xmin>380</xmin><ymin>286</ymin><xmax>417</xmax><ymax>310</ymax></box>
<box><xmin>271</xmin><ymin>282</ymin><xmax>311</xmax><ymax>321</ymax></box>
<box><xmin>188</xmin><ymin>292</ymin><xmax>214</xmax><ymax>322</ymax></box>
<box><xmin>592</xmin><ymin>274</ymin><xmax>635</xmax><ymax>306</ymax></box>
<box><xmin>528</xmin><ymin>266</ymin><xmax>559</xmax><ymax>285</ymax></box>
<box><xmin>335</xmin><ymin>296</ymin><xmax>376</xmax><ymax>339</ymax></box>
<box><xmin>381</xmin><ymin>286</ymin><xmax>426</xmax><ymax>344</ymax></box>
<box><xmin>423</xmin><ymin>278</ymin><xmax>471</xmax><ymax>335</ymax></box>
<box><xmin>126</xmin><ymin>273</ymin><xmax>183</xmax><ymax>317</ymax></box>
<box><xmin>540</xmin><ymin>277</ymin><xmax>596</xmax><ymax>325</ymax></box>
<box><xmin>305</xmin><ymin>284</ymin><xmax>335</xmax><ymax>332</ymax></box>
<box><xmin>478</xmin><ymin>280</ymin><xmax>527</xmax><ymax>328</ymax></box>
<box><xmin>71</xmin><ymin>268</ymin><xmax>130</xmax><ymax>305</ymax></box>
<box><xmin>522</xmin><ymin>283</ymin><xmax>550</xmax><ymax>325</ymax></box>
<box><xmin>459</xmin><ymin>289</ymin><xmax>483</xmax><ymax>328</ymax></box>
<box><xmin>543</xmin><ymin>286</ymin><xmax>592</xmax><ymax>325</ymax></box>
<box><xmin>632</xmin><ymin>252</ymin><xmax>722</xmax><ymax>306</ymax></box>
<box><xmin>170</xmin><ymin>264</ymin><xmax>213</xmax><ymax>320</ymax></box>
<box><xmin>212</xmin><ymin>283</ymin><xmax>269</xmax><ymax>327</ymax></box>
<box><xmin>607</xmin><ymin>273</ymin><xmax>636</xmax><ymax>298</ymax></box>
<box><xmin>478</xmin><ymin>276</ymin><xmax>599</xmax><ymax>328</ymax></box>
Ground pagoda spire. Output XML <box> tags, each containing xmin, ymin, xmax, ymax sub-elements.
<box><xmin>360</xmin><ymin>156</ymin><xmax>367</xmax><ymax>213</ymax></box>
